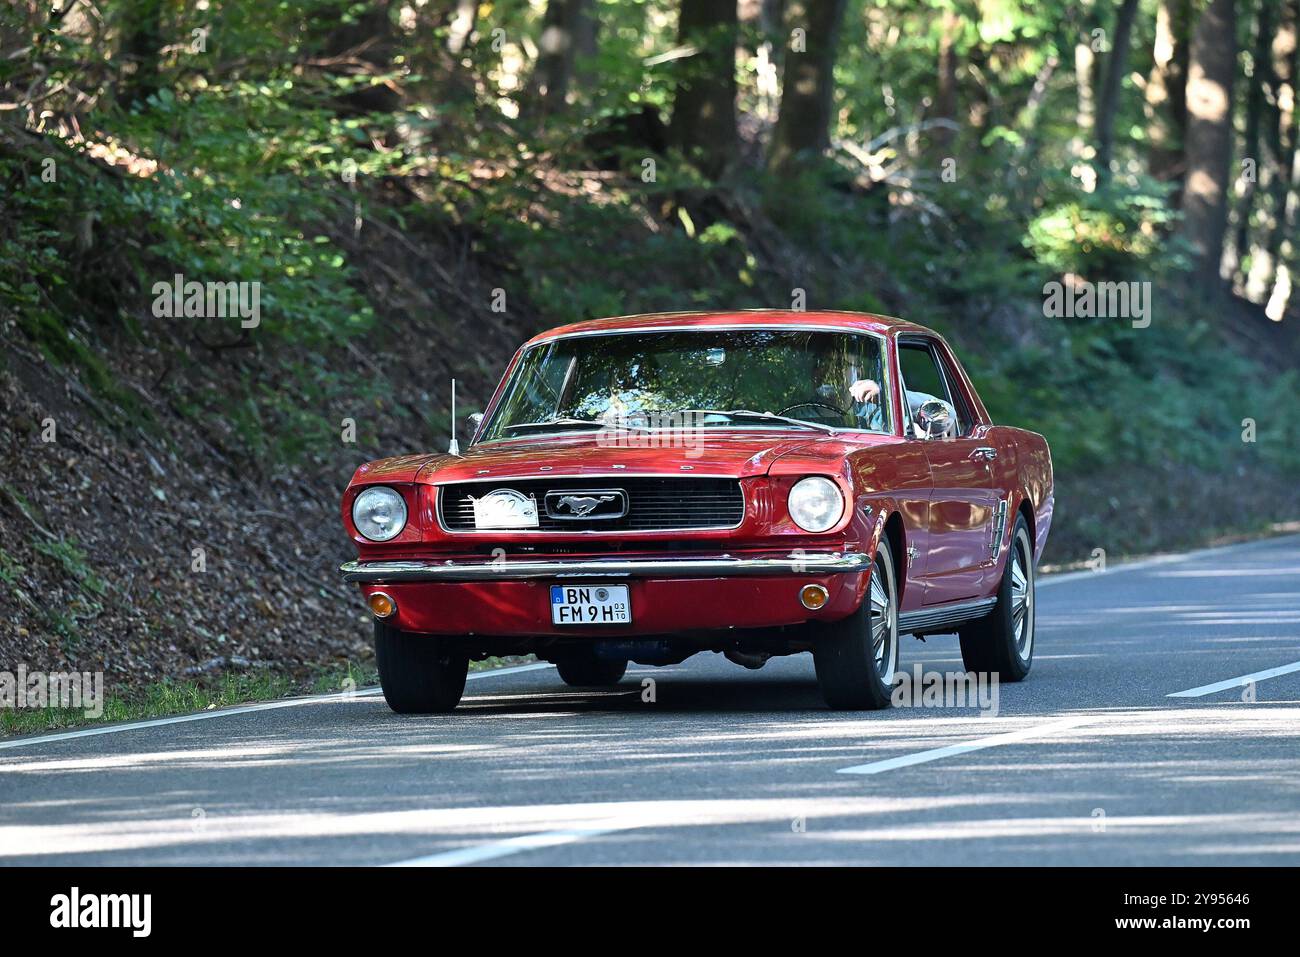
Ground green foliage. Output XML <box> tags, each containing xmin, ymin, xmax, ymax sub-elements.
<box><xmin>33</xmin><ymin>538</ymin><xmax>107</xmax><ymax>598</ymax></box>
<box><xmin>1</xmin><ymin>0</ymin><xmax>1295</xmax><ymax>564</ymax></box>
<box><xmin>0</xmin><ymin>548</ymin><xmax>25</xmax><ymax>587</ymax></box>
<box><xmin>0</xmin><ymin>151</ymin><xmax>133</xmax><ymax>403</ymax></box>
<box><xmin>1025</xmin><ymin>176</ymin><xmax>1185</xmax><ymax>278</ymax></box>
<box><xmin>2</xmin><ymin>6</ymin><xmax>400</xmax><ymax>462</ymax></box>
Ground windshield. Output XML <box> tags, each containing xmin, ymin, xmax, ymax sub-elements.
<box><xmin>480</xmin><ymin>329</ymin><xmax>892</xmax><ymax>441</ymax></box>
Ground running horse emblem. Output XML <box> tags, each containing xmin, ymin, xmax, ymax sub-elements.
<box><xmin>554</xmin><ymin>494</ymin><xmax>617</xmax><ymax>517</ymax></box>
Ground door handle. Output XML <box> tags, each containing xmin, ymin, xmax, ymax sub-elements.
<box><xmin>970</xmin><ymin>447</ymin><xmax>997</xmax><ymax>461</ymax></box>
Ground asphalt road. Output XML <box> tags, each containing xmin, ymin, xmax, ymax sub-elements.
<box><xmin>2</xmin><ymin>534</ymin><xmax>1298</xmax><ymax>866</ymax></box>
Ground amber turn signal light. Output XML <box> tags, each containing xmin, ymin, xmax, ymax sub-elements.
<box><xmin>799</xmin><ymin>584</ymin><xmax>829</xmax><ymax>610</ymax></box>
<box><xmin>368</xmin><ymin>592</ymin><xmax>396</xmax><ymax>619</ymax></box>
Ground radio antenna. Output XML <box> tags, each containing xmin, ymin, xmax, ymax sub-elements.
<box><xmin>448</xmin><ymin>378</ymin><xmax>461</xmax><ymax>456</ymax></box>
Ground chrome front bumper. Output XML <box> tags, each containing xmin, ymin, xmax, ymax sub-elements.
<box><xmin>339</xmin><ymin>552</ymin><xmax>872</xmax><ymax>584</ymax></box>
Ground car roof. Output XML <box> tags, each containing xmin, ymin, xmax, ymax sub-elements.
<box><xmin>523</xmin><ymin>309</ymin><xmax>932</xmax><ymax>346</ymax></box>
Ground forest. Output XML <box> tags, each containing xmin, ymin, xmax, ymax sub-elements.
<box><xmin>1</xmin><ymin>1</ymin><xmax>1297</xmax><ymax>712</ymax></box>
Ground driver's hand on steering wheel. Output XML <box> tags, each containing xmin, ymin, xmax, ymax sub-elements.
<box><xmin>849</xmin><ymin>379</ymin><xmax>880</xmax><ymax>404</ymax></box>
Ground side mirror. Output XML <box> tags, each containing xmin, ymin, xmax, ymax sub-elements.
<box><xmin>913</xmin><ymin>398</ymin><xmax>955</xmax><ymax>440</ymax></box>
<box><xmin>468</xmin><ymin>412</ymin><xmax>484</xmax><ymax>435</ymax></box>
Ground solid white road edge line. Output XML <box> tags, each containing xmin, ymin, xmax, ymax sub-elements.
<box><xmin>836</xmin><ymin>716</ymin><xmax>1095</xmax><ymax>775</ymax></box>
<box><xmin>386</xmin><ymin>824</ymin><xmax>632</xmax><ymax>867</ymax></box>
<box><xmin>1167</xmin><ymin>660</ymin><xmax>1300</xmax><ymax>698</ymax></box>
<box><xmin>0</xmin><ymin>662</ymin><xmax>554</xmax><ymax>752</ymax></box>
<box><xmin>1037</xmin><ymin>531</ymin><xmax>1299</xmax><ymax>587</ymax></box>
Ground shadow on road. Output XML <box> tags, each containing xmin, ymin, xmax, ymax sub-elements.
<box><xmin>460</xmin><ymin>673</ymin><xmax>832</xmax><ymax>716</ymax></box>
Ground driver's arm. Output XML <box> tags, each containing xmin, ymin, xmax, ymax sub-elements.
<box><xmin>904</xmin><ymin>388</ymin><xmax>941</xmax><ymax>417</ymax></box>
<box><xmin>904</xmin><ymin>389</ymin><xmax>949</xmax><ymax>438</ymax></box>
<box><xmin>848</xmin><ymin>378</ymin><xmax>883</xmax><ymax>430</ymax></box>
<box><xmin>849</xmin><ymin>379</ymin><xmax>879</xmax><ymax>403</ymax></box>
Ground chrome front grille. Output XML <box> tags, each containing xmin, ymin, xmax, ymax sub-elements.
<box><xmin>439</xmin><ymin>477</ymin><xmax>745</xmax><ymax>532</ymax></box>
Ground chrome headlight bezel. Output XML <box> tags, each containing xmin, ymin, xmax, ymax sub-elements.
<box><xmin>352</xmin><ymin>486</ymin><xmax>408</xmax><ymax>542</ymax></box>
<box><xmin>787</xmin><ymin>476</ymin><xmax>845</xmax><ymax>533</ymax></box>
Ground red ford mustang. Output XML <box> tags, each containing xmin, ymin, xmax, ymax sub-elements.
<box><xmin>339</xmin><ymin>310</ymin><xmax>1053</xmax><ymax>712</ymax></box>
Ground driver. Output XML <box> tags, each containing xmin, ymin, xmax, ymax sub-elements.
<box><xmin>848</xmin><ymin>379</ymin><xmax>944</xmax><ymax>435</ymax></box>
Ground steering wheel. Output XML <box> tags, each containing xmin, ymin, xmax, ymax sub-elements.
<box><xmin>778</xmin><ymin>401</ymin><xmax>847</xmax><ymax>419</ymax></box>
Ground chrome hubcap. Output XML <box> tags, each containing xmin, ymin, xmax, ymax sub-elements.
<box><xmin>1010</xmin><ymin>533</ymin><xmax>1033</xmax><ymax>659</ymax></box>
<box><xmin>869</xmin><ymin>557</ymin><xmax>896</xmax><ymax>680</ymax></box>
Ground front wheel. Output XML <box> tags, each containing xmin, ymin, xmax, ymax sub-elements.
<box><xmin>958</xmin><ymin>515</ymin><xmax>1035</xmax><ymax>681</ymax></box>
<box><xmin>813</xmin><ymin>539</ymin><xmax>899</xmax><ymax>710</ymax></box>
<box><xmin>374</xmin><ymin>621</ymin><xmax>469</xmax><ymax>713</ymax></box>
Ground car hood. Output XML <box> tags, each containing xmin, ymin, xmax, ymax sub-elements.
<box><xmin>347</xmin><ymin>433</ymin><xmax>908</xmax><ymax>487</ymax></box>
<box><xmin>358</xmin><ymin>432</ymin><xmax>891</xmax><ymax>485</ymax></box>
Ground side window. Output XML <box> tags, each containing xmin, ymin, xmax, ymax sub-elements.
<box><xmin>897</xmin><ymin>341</ymin><xmax>972</xmax><ymax>437</ymax></box>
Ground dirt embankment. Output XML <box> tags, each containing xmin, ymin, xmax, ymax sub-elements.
<box><xmin>0</xmin><ymin>149</ymin><xmax>541</xmax><ymax>694</ymax></box>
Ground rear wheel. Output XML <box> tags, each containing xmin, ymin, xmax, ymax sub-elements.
<box><xmin>556</xmin><ymin>649</ymin><xmax>627</xmax><ymax>687</ymax></box>
<box><xmin>813</xmin><ymin>539</ymin><xmax>899</xmax><ymax>710</ymax></box>
<box><xmin>374</xmin><ymin>621</ymin><xmax>469</xmax><ymax>713</ymax></box>
<box><xmin>958</xmin><ymin>515</ymin><xmax>1035</xmax><ymax>681</ymax></box>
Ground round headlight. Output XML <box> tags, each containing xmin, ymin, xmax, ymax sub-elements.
<box><xmin>787</xmin><ymin>477</ymin><xmax>844</xmax><ymax>533</ymax></box>
<box><xmin>352</xmin><ymin>486</ymin><xmax>408</xmax><ymax>542</ymax></box>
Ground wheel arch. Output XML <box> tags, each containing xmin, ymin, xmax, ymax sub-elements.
<box><xmin>883</xmin><ymin>510</ymin><xmax>907</xmax><ymax>604</ymax></box>
<box><xmin>1016</xmin><ymin>495</ymin><xmax>1036</xmax><ymax>556</ymax></box>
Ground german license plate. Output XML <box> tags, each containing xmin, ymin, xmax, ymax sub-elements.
<box><xmin>550</xmin><ymin>584</ymin><xmax>631</xmax><ymax>625</ymax></box>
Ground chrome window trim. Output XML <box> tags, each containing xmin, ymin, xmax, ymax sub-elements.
<box><xmin>527</xmin><ymin>322</ymin><xmax>889</xmax><ymax>344</ymax></box>
<box><xmin>475</xmin><ymin>325</ymin><xmax>895</xmax><ymax>446</ymax></box>
<box><xmin>896</xmin><ymin>334</ymin><xmax>977</xmax><ymax>438</ymax></box>
<box><xmin>474</xmin><ymin>424</ymin><xmax>890</xmax><ymax>445</ymax></box>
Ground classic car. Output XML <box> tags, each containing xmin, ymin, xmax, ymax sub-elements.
<box><xmin>339</xmin><ymin>310</ymin><xmax>1053</xmax><ymax>712</ymax></box>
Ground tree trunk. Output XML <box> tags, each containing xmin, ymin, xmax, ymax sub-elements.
<box><xmin>966</xmin><ymin>44</ymin><xmax>993</xmax><ymax>136</ymax></box>
<box><xmin>931</xmin><ymin>8</ymin><xmax>960</xmax><ymax>152</ymax></box>
<box><xmin>447</xmin><ymin>0</ymin><xmax>478</xmax><ymax>55</ymax></box>
<box><xmin>1231</xmin><ymin>0</ymin><xmax>1274</xmax><ymax>289</ymax></box>
<box><xmin>531</xmin><ymin>0</ymin><xmax>595</xmax><ymax>113</ymax></box>
<box><xmin>767</xmin><ymin>0</ymin><xmax>848</xmax><ymax>174</ymax></box>
<box><xmin>1180</xmin><ymin>0</ymin><xmax>1237</xmax><ymax>287</ymax></box>
<box><xmin>118</xmin><ymin>0</ymin><xmax>164</xmax><ymax>108</ymax></box>
<box><xmin>1072</xmin><ymin>0</ymin><xmax>1098</xmax><ymax>189</ymax></box>
<box><xmin>740</xmin><ymin>0</ymin><xmax>785</xmax><ymax>119</ymax></box>
<box><xmin>1146</xmin><ymin>0</ymin><xmax>1192</xmax><ymax>186</ymax></box>
<box><xmin>437</xmin><ymin>0</ymin><xmax>479</xmax><ymax>104</ymax></box>
<box><xmin>1012</xmin><ymin>53</ymin><xmax>1061</xmax><ymax>181</ymax></box>
<box><xmin>0</xmin><ymin>5</ymin><xmax>36</xmax><ymax>113</ymax></box>
<box><xmin>1264</xmin><ymin>0</ymin><xmax>1300</xmax><ymax>318</ymax></box>
<box><xmin>668</xmin><ymin>0</ymin><xmax>739</xmax><ymax>178</ymax></box>
<box><xmin>321</xmin><ymin>1</ymin><xmax>398</xmax><ymax>114</ymax></box>
<box><xmin>573</xmin><ymin>0</ymin><xmax>599</xmax><ymax>87</ymax></box>
<box><xmin>1095</xmin><ymin>0</ymin><xmax>1140</xmax><ymax>179</ymax></box>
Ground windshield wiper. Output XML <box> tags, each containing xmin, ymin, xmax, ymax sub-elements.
<box><xmin>501</xmin><ymin>417</ymin><xmax>650</xmax><ymax>434</ymax></box>
<box><xmin>676</xmin><ymin>409</ymin><xmax>839</xmax><ymax>434</ymax></box>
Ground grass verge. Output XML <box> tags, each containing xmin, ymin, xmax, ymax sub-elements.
<box><xmin>0</xmin><ymin>656</ymin><xmax>539</xmax><ymax>739</ymax></box>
